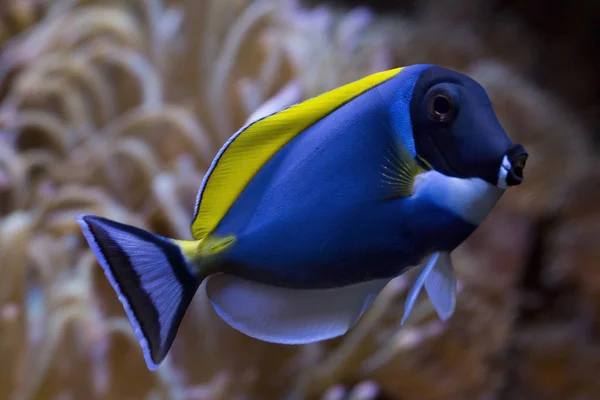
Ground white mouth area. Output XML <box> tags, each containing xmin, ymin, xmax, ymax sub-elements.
<box><xmin>497</xmin><ymin>155</ymin><xmax>511</xmax><ymax>189</ymax></box>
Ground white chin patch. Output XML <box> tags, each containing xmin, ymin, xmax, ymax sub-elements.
<box><xmin>497</xmin><ymin>156</ymin><xmax>511</xmax><ymax>189</ymax></box>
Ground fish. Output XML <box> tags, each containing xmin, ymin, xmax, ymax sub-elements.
<box><xmin>76</xmin><ymin>64</ymin><xmax>528</xmax><ymax>370</ymax></box>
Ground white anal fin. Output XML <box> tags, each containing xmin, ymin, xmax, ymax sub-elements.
<box><xmin>401</xmin><ymin>252</ymin><xmax>457</xmax><ymax>325</ymax></box>
<box><xmin>205</xmin><ymin>274</ymin><xmax>390</xmax><ymax>344</ymax></box>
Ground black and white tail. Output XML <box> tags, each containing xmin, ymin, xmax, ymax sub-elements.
<box><xmin>76</xmin><ymin>214</ymin><xmax>201</xmax><ymax>370</ymax></box>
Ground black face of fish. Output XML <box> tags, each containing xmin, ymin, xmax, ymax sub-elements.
<box><xmin>409</xmin><ymin>66</ymin><xmax>528</xmax><ymax>187</ymax></box>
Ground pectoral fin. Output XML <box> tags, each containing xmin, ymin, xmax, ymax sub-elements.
<box><xmin>381</xmin><ymin>135</ymin><xmax>425</xmax><ymax>199</ymax></box>
<box><xmin>205</xmin><ymin>274</ymin><xmax>390</xmax><ymax>344</ymax></box>
<box><xmin>401</xmin><ymin>252</ymin><xmax>457</xmax><ymax>325</ymax></box>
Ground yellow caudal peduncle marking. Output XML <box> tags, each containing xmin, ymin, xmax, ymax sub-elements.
<box><xmin>197</xmin><ymin>235</ymin><xmax>236</xmax><ymax>255</ymax></box>
<box><xmin>172</xmin><ymin>239</ymin><xmax>201</xmax><ymax>261</ymax></box>
<box><xmin>173</xmin><ymin>236</ymin><xmax>237</xmax><ymax>260</ymax></box>
<box><xmin>191</xmin><ymin>67</ymin><xmax>404</xmax><ymax>240</ymax></box>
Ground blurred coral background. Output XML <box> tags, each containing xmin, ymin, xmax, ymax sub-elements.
<box><xmin>0</xmin><ymin>0</ymin><xmax>598</xmax><ymax>399</ymax></box>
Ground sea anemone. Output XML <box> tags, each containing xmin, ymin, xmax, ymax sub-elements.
<box><xmin>0</xmin><ymin>1</ymin><xmax>595</xmax><ymax>399</ymax></box>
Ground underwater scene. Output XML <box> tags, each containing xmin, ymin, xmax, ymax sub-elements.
<box><xmin>0</xmin><ymin>0</ymin><xmax>598</xmax><ymax>399</ymax></box>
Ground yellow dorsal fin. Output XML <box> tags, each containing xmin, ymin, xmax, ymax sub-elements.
<box><xmin>191</xmin><ymin>67</ymin><xmax>404</xmax><ymax>240</ymax></box>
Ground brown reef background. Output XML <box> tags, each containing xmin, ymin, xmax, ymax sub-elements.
<box><xmin>0</xmin><ymin>1</ymin><xmax>598</xmax><ymax>399</ymax></box>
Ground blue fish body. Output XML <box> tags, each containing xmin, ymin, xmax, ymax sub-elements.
<box><xmin>76</xmin><ymin>64</ymin><xmax>529</xmax><ymax>370</ymax></box>
<box><xmin>215</xmin><ymin>66</ymin><xmax>476</xmax><ymax>288</ymax></box>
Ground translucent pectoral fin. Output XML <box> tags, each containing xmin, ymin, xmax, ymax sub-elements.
<box><xmin>381</xmin><ymin>136</ymin><xmax>425</xmax><ymax>199</ymax></box>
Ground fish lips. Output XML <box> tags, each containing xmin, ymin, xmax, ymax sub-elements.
<box><xmin>500</xmin><ymin>143</ymin><xmax>528</xmax><ymax>187</ymax></box>
<box><xmin>417</xmin><ymin>135</ymin><xmax>529</xmax><ymax>189</ymax></box>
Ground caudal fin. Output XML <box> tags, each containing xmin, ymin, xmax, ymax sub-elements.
<box><xmin>76</xmin><ymin>214</ymin><xmax>200</xmax><ymax>370</ymax></box>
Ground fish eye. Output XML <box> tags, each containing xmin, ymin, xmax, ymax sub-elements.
<box><xmin>427</xmin><ymin>91</ymin><xmax>456</xmax><ymax>123</ymax></box>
